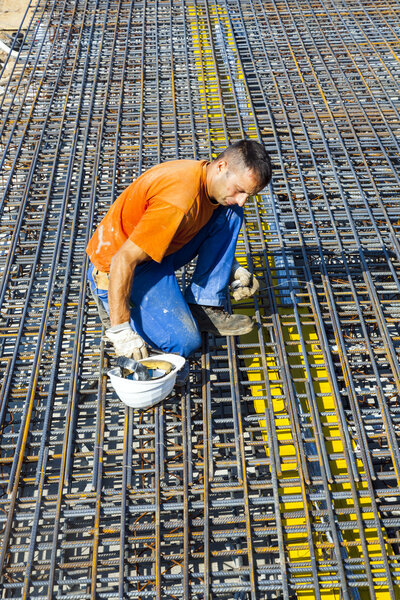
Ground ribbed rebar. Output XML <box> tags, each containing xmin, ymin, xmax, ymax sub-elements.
<box><xmin>1</xmin><ymin>0</ymin><xmax>400</xmax><ymax>598</ymax></box>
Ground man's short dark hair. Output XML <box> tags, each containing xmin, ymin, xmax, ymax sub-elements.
<box><xmin>216</xmin><ymin>139</ymin><xmax>272</xmax><ymax>190</ymax></box>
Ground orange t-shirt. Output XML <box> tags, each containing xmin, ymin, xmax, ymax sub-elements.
<box><xmin>86</xmin><ymin>159</ymin><xmax>218</xmax><ymax>271</ymax></box>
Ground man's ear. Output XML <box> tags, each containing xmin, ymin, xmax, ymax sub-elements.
<box><xmin>216</xmin><ymin>159</ymin><xmax>228</xmax><ymax>173</ymax></box>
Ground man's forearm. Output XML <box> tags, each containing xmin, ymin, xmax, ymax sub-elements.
<box><xmin>108</xmin><ymin>261</ymin><xmax>135</xmax><ymax>326</ymax></box>
<box><xmin>107</xmin><ymin>239</ymin><xmax>149</xmax><ymax>327</ymax></box>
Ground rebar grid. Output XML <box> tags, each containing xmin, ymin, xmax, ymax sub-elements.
<box><xmin>0</xmin><ymin>0</ymin><xmax>400</xmax><ymax>598</ymax></box>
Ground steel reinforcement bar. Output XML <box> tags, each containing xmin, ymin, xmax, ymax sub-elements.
<box><xmin>0</xmin><ymin>0</ymin><xmax>400</xmax><ymax>598</ymax></box>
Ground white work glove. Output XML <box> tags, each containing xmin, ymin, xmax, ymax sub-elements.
<box><xmin>104</xmin><ymin>322</ymin><xmax>148</xmax><ymax>360</ymax></box>
<box><xmin>230</xmin><ymin>259</ymin><xmax>259</xmax><ymax>301</ymax></box>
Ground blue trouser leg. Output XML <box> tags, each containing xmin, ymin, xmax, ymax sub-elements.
<box><xmin>176</xmin><ymin>205</ymin><xmax>244</xmax><ymax>306</ymax></box>
<box><xmin>87</xmin><ymin>205</ymin><xmax>243</xmax><ymax>357</ymax></box>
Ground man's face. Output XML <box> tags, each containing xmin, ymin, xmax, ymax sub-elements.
<box><xmin>209</xmin><ymin>160</ymin><xmax>261</xmax><ymax>207</ymax></box>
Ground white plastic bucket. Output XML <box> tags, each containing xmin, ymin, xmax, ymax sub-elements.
<box><xmin>108</xmin><ymin>353</ymin><xmax>186</xmax><ymax>410</ymax></box>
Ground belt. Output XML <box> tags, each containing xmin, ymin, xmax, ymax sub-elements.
<box><xmin>92</xmin><ymin>267</ymin><xmax>110</xmax><ymax>291</ymax></box>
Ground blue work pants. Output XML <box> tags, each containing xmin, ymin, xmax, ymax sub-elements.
<box><xmin>88</xmin><ymin>205</ymin><xmax>243</xmax><ymax>357</ymax></box>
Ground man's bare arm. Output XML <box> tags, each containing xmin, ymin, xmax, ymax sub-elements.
<box><xmin>108</xmin><ymin>239</ymin><xmax>149</xmax><ymax>326</ymax></box>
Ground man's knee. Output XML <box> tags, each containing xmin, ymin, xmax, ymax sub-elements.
<box><xmin>211</xmin><ymin>204</ymin><xmax>243</xmax><ymax>226</ymax></box>
<box><xmin>177</xmin><ymin>327</ymin><xmax>202</xmax><ymax>358</ymax></box>
<box><xmin>168</xmin><ymin>314</ymin><xmax>202</xmax><ymax>357</ymax></box>
<box><xmin>132</xmin><ymin>304</ymin><xmax>202</xmax><ymax>358</ymax></box>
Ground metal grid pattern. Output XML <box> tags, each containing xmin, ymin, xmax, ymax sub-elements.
<box><xmin>1</xmin><ymin>0</ymin><xmax>400</xmax><ymax>598</ymax></box>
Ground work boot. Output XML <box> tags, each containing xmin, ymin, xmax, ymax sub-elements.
<box><xmin>189</xmin><ymin>304</ymin><xmax>254</xmax><ymax>336</ymax></box>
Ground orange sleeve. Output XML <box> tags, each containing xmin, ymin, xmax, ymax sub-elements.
<box><xmin>129</xmin><ymin>198</ymin><xmax>185</xmax><ymax>263</ymax></box>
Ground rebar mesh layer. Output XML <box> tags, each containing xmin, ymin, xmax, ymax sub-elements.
<box><xmin>1</xmin><ymin>0</ymin><xmax>400</xmax><ymax>598</ymax></box>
